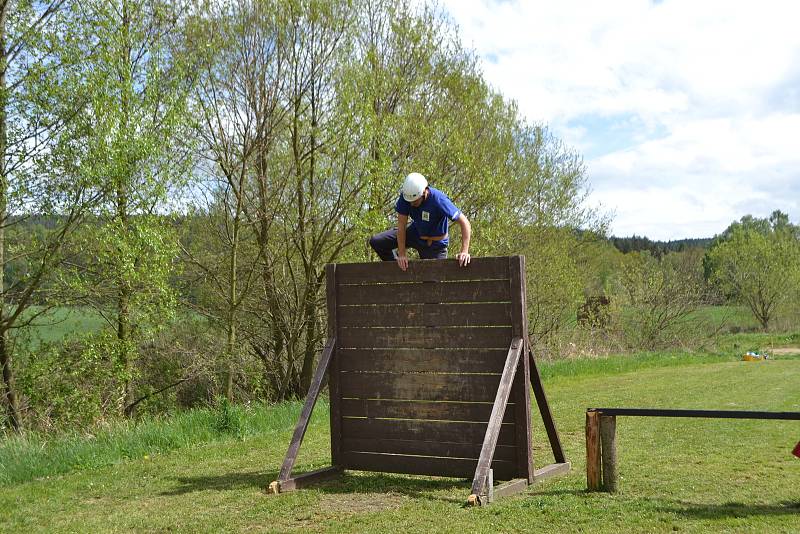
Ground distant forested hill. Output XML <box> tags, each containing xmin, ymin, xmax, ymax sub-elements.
<box><xmin>610</xmin><ymin>235</ymin><xmax>713</xmax><ymax>256</ymax></box>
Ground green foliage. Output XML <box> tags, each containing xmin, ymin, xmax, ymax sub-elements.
<box><xmin>13</xmin><ymin>0</ymin><xmax>789</xmax><ymax>437</ymax></box>
<box><xmin>40</xmin><ymin>0</ymin><xmax>203</xmax><ymax>416</ymax></box>
<box><xmin>612</xmin><ymin>249</ymin><xmax>712</xmax><ymax>349</ymax></box>
<box><xmin>0</xmin><ymin>400</ymin><xmax>307</xmax><ymax>486</ymax></box>
<box><xmin>16</xmin><ymin>331</ymin><xmax>148</xmax><ymax>430</ymax></box>
<box><xmin>212</xmin><ymin>397</ymin><xmax>244</xmax><ymax>438</ymax></box>
<box><xmin>706</xmin><ymin>222</ymin><xmax>800</xmax><ymax>330</ymax></box>
<box><xmin>519</xmin><ymin>227</ymin><xmax>584</xmax><ymax>344</ymax></box>
<box><xmin>610</xmin><ymin>234</ymin><xmax>713</xmax><ymax>256</ymax></box>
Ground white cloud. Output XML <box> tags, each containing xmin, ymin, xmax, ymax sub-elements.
<box><xmin>590</xmin><ymin>114</ymin><xmax>800</xmax><ymax>239</ymax></box>
<box><xmin>440</xmin><ymin>0</ymin><xmax>800</xmax><ymax>238</ymax></box>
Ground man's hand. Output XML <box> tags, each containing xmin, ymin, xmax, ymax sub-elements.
<box><xmin>396</xmin><ymin>254</ymin><xmax>409</xmax><ymax>271</ymax></box>
<box><xmin>456</xmin><ymin>252</ymin><xmax>471</xmax><ymax>267</ymax></box>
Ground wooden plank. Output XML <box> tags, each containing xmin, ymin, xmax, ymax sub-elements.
<box><xmin>470</xmin><ymin>338</ymin><xmax>523</xmax><ymax>497</ymax></box>
<box><xmin>269</xmin><ymin>466</ymin><xmax>342</xmax><ymax>494</ymax></box>
<box><xmin>327</xmin><ymin>264</ymin><xmax>342</xmax><ymax>466</ymax></box>
<box><xmin>509</xmin><ymin>256</ymin><xmax>533</xmax><ymax>482</ymax></box>
<box><xmin>340</xmin><ymin>398</ymin><xmax>515</xmax><ymax>423</ymax></box>
<box><xmin>342</xmin><ymin>438</ymin><xmax>518</xmax><ymax>462</ymax></box>
<box><xmin>337</xmin><ymin>280</ymin><xmax>511</xmax><ymax>305</ymax></box>
<box><xmin>533</xmin><ymin>462</ymin><xmax>571</xmax><ymax>482</ymax></box>
<box><xmin>530</xmin><ymin>346</ymin><xmax>566</xmax><ymax>464</ymax></box>
<box><xmin>337</xmin><ymin>303</ymin><xmax>512</xmax><ymax>328</ymax></box>
<box><xmin>339</xmin><ymin>371</ymin><xmax>503</xmax><ymax>403</ymax></box>
<box><xmin>337</xmin><ymin>348</ymin><xmax>508</xmax><ymax>374</ymax></box>
<box><xmin>335</xmin><ymin>257</ymin><xmax>510</xmax><ymax>284</ymax></box>
<box><xmin>493</xmin><ymin>478</ymin><xmax>529</xmax><ymax>500</ymax></box>
<box><xmin>600</xmin><ymin>415</ymin><xmax>618</xmax><ymax>493</ymax></box>
<box><xmin>341</xmin><ymin>417</ymin><xmax>517</xmax><ymax>446</ymax></box>
<box><xmin>338</xmin><ymin>326</ymin><xmax>512</xmax><ymax>349</ymax></box>
<box><xmin>342</xmin><ymin>451</ymin><xmax>518</xmax><ymax>480</ymax></box>
<box><xmin>586</xmin><ymin>411</ymin><xmax>601</xmax><ymax>491</ymax></box>
<box><xmin>277</xmin><ymin>338</ymin><xmax>336</xmax><ymax>481</ymax></box>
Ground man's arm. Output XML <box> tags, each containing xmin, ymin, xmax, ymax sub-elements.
<box><xmin>397</xmin><ymin>213</ymin><xmax>409</xmax><ymax>271</ymax></box>
<box><xmin>456</xmin><ymin>213</ymin><xmax>471</xmax><ymax>267</ymax></box>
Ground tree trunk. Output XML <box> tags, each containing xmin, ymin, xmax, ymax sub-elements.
<box><xmin>119</xmin><ymin>0</ymin><xmax>135</xmax><ymax>417</ymax></box>
<box><xmin>224</xmin><ymin>185</ymin><xmax>242</xmax><ymax>403</ymax></box>
<box><xmin>298</xmin><ymin>285</ymin><xmax>318</xmax><ymax>393</ymax></box>
<box><xmin>0</xmin><ymin>332</ymin><xmax>20</xmax><ymax>431</ymax></box>
<box><xmin>0</xmin><ymin>0</ymin><xmax>20</xmax><ymax>432</ymax></box>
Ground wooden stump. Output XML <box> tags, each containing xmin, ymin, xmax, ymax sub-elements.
<box><xmin>586</xmin><ymin>411</ymin><xmax>601</xmax><ymax>491</ymax></box>
<box><xmin>600</xmin><ymin>415</ymin><xmax>618</xmax><ymax>493</ymax></box>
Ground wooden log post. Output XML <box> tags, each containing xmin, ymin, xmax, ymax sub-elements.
<box><xmin>585</xmin><ymin>410</ymin><xmax>601</xmax><ymax>491</ymax></box>
<box><xmin>600</xmin><ymin>415</ymin><xmax>618</xmax><ymax>493</ymax></box>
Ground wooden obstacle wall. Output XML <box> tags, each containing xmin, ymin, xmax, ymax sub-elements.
<box><xmin>272</xmin><ymin>256</ymin><xmax>570</xmax><ymax>505</ymax></box>
<box><xmin>331</xmin><ymin>256</ymin><xmax>532</xmax><ymax>482</ymax></box>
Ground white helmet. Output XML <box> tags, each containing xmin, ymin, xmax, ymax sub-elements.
<box><xmin>401</xmin><ymin>172</ymin><xmax>428</xmax><ymax>202</ymax></box>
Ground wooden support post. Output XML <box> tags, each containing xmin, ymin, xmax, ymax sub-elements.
<box><xmin>586</xmin><ymin>410</ymin><xmax>601</xmax><ymax>491</ymax></box>
<box><xmin>272</xmin><ymin>337</ymin><xmax>336</xmax><ymax>488</ymax></box>
<box><xmin>468</xmin><ymin>337</ymin><xmax>523</xmax><ymax>504</ymax></box>
<box><xmin>326</xmin><ymin>264</ymin><xmax>342</xmax><ymax>466</ymax></box>
<box><xmin>509</xmin><ymin>257</ymin><xmax>534</xmax><ymax>483</ymax></box>
<box><xmin>529</xmin><ymin>347</ymin><xmax>566</xmax><ymax>464</ymax></box>
<box><xmin>600</xmin><ymin>415</ymin><xmax>618</xmax><ymax>493</ymax></box>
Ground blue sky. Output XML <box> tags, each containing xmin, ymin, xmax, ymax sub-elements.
<box><xmin>440</xmin><ymin>0</ymin><xmax>800</xmax><ymax>240</ymax></box>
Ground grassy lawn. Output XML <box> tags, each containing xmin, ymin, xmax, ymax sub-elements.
<box><xmin>1</xmin><ymin>347</ymin><xmax>798</xmax><ymax>533</ymax></box>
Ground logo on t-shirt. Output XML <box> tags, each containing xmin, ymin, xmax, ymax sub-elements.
<box><xmin>421</xmin><ymin>211</ymin><xmax>430</xmax><ymax>221</ymax></box>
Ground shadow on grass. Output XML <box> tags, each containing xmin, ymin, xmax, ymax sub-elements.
<box><xmin>160</xmin><ymin>470</ymin><xmax>276</xmax><ymax>496</ymax></box>
<box><xmin>532</xmin><ymin>488</ymin><xmax>589</xmax><ymax>498</ymax></box>
<box><xmin>315</xmin><ymin>471</ymin><xmax>468</xmax><ymax>504</ymax></box>
<box><xmin>659</xmin><ymin>500</ymin><xmax>800</xmax><ymax>519</ymax></box>
<box><xmin>160</xmin><ymin>468</ymin><xmax>468</xmax><ymax>503</ymax></box>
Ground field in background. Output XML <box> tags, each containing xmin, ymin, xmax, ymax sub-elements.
<box><xmin>19</xmin><ymin>304</ymin><xmax>773</xmax><ymax>351</ymax></box>
<box><xmin>17</xmin><ymin>307</ymin><xmax>106</xmax><ymax>348</ymax></box>
<box><xmin>1</xmin><ymin>339</ymin><xmax>798</xmax><ymax>533</ymax></box>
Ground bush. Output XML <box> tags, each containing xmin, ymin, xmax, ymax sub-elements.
<box><xmin>17</xmin><ymin>335</ymin><xmax>123</xmax><ymax>432</ymax></box>
<box><xmin>610</xmin><ymin>249</ymin><xmax>713</xmax><ymax>350</ymax></box>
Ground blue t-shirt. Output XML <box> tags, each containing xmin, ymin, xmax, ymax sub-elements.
<box><xmin>395</xmin><ymin>186</ymin><xmax>461</xmax><ymax>246</ymax></box>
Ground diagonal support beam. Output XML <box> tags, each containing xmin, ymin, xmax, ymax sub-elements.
<box><xmin>529</xmin><ymin>344</ymin><xmax>566</xmax><ymax>464</ymax></box>
<box><xmin>276</xmin><ymin>337</ymin><xmax>336</xmax><ymax>482</ymax></box>
<box><xmin>468</xmin><ymin>337</ymin><xmax>523</xmax><ymax>502</ymax></box>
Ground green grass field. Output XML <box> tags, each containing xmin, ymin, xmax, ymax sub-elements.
<box><xmin>1</xmin><ymin>346</ymin><xmax>798</xmax><ymax>533</ymax></box>
<box><xmin>17</xmin><ymin>306</ymin><xmax>106</xmax><ymax>348</ymax></box>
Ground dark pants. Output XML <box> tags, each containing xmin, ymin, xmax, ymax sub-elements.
<box><xmin>369</xmin><ymin>227</ymin><xmax>448</xmax><ymax>261</ymax></box>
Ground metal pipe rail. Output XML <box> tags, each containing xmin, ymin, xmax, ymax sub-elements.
<box><xmin>588</xmin><ymin>408</ymin><xmax>800</xmax><ymax>420</ymax></box>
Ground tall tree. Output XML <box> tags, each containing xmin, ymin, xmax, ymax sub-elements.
<box><xmin>186</xmin><ymin>0</ymin><xmax>290</xmax><ymax>401</ymax></box>
<box><xmin>61</xmin><ymin>0</ymin><xmax>199</xmax><ymax>416</ymax></box>
<box><xmin>279</xmin><ymin>0</ymin><xmax>364</xmax><ymax>394</ymax></box>
<box><xmin>0</xmin><ymin>0</ymin><xmax>98</xmax><ymax>431</ymax></box>
<box><xmin>498</xmin><ymin>125</ymin><xmax>608</xmax><ymax>344</ymax></box>
<box><xmin>706</xmin><ymin>224</ymin><xmax>800</xmax><ymax>330</ymax></box>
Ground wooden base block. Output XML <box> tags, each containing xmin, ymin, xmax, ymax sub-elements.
<box><xmin>493</xmin><ymin>478</ymin><xmax>529</xmax><ymax>500</ymax></box>
<box><xmin>268</xmin><ymin>466</ymin><xmax>343</xmax><ymax>494</ymax></box>
<box><xmin>534</xmin><ymin>462</ymin><xmax>571</xmax><ymax>482</ymax></box>
<box><xmin>464</xmin><ymin>462</ymin><xmax>570</xmax><ymax>506</ymax></box>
